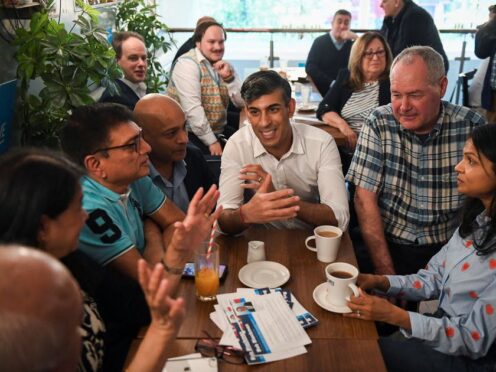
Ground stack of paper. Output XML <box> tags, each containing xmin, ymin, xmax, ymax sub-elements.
<box><xmin>211</xmin><ymin>288</ymin><xmax>318</xmax><ymax>365</ymax></box>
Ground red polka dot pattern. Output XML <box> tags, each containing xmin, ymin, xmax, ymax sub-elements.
<box><xmin>445</xmin><ymin>327</ymin><xmax>455</xmax><ymax>337</ymax></box>
<box><xmin>413</xmin><ymin>280</ymin><xmax>422</xmax><ymax>289</ymax></box>
<box><xmin>461</xmin><ymin>262</ymin><xmax>470</xmax><ymax>272</ymax></box>
<box><xmin>471</xmin><ymin>331</ymin><xmax>481</xmax><ymax>341</ymax></box>
<box><xmin>490</xmin><ymin>258</ymin><xmax>496</xmax><ymax>270</ymax></box>
<box><xmin>486</xmin><ymin>304</ymin><xmax>494</xmax><ymax>315</ymax></box>
<box><xmin>469</xmin><ymin>291</ymin><xmax>478</xmax><ymax>299</ymax></box>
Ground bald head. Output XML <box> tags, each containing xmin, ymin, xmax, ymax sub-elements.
<box><xmin>134</xmin><ymin>94</ymin><xmax>185</xmax><ymax>128</ymax></box>
<box><xmin>0</xmin><ymin>246</ymin><xmax>82</xmax><ymax>372</ymax></box>
<box><xmin>134</xmin><ymin>94</ymin><xmax>189</xmax><ymax>166</ymax></box>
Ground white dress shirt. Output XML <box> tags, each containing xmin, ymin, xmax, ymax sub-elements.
<box><xmin>218</xmin><ymin>121</ymin><xmax>349</xmax><ymax>230</ymax></box>
<box><xmin>170</xmin><ymin>48</ymin><xmax>244</xmax><ymax>145</ymax></box>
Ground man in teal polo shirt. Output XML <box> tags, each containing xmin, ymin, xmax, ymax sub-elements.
<box><xmin>61</xmin><ymin>103</ymin><xmax>221</xmax><ymax>289</ymax></box>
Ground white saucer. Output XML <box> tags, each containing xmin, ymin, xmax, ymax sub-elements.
<box><xmin>312</xmin><ymin>282</ymin><xmax>352</xmax><ymax>313</ymax></box>
<box><xmin>238</xmin><ymin>261</ymin><xmax>290</xmax><ymax>289</ymax></box>
<box><xmin>297</xmin><ymin>104</ymin><xmax>317</xmax><ymax>113</ymax></box>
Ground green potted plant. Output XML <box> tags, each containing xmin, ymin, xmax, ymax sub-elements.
<box><xmin>115</xmin><ymin>0</ymin><xmax>174</xmax><ymax>93</ymax></box>
<box><xmin>14</xmin><ymin>0</ymin><xmax>121</xmax><ymax>146</ymax></box>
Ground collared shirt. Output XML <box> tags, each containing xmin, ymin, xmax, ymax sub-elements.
<box><xmin>347</xmin><ymin>101</ymin><xmax>485</xmax><ymax>245</ymax></box>
<box><xmin>149</xmin><ymin>161</ymin><xmax>190</xmax><ymax>213</ymax></box>
<box><xmin>386</xmin><ymin>212</ymin><xmax>496</xmax><ymax>358</ymax></box>
<box><xmin>217</xmin><ymin>121</ymin><xmax>349</xmax><ymax>230</ymax></box>
<box><xmin>120</xmin><ymin>77</ymin><xmax>147</xmax><ymax>98</ymax></box>
<box><xmin>329</xmin><ymin>32</ymin><xmax>345</xmax><ymax>50</ymax></box>
<box><xmin>170</xmin><ymin>48</ymin><xmax>244</xmax><ymax>145</ymax></box>
<box><xmin>78</xmin><ymin>176</ymin><xmax>166</xmax><ymax>265</ymax></box>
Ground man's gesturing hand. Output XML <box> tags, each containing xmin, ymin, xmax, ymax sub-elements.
<box><xmin>241</xmin><ymin>174</ymin><xmax>300</xmax><ymax>224</ymax></box>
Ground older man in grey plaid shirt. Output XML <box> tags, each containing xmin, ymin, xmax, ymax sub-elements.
<box><xmin>347</xmin><ymin>46</ymin><xmax>486</xmax><ymax>276</ymax></box>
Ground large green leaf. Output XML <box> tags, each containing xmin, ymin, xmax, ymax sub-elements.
<box><xmin>12</xmin><ymin>1</ymin><xmax>123</xmax><ymax>146</ymax></box>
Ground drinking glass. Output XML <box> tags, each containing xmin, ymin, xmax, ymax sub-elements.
<box><xmin>195</xmin><ymin>242</ymin><xmax>219</xmax><ymax>302</ymax></box>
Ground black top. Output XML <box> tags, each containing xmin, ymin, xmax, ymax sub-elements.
<box><xmin>380</xmin><ymin>0</ymin><xmax>449</xmax><ymax>73</ymax></box>
<box><xmin>62</xmin><ymin>250</ymin><xmax>150</xmax><ymax>371</ymax></box>
<box><xmin>184</xmin><ymin>143</ymin><xmax>217</xmax><ymax>196</ymax></box>
<box><xmin>100</xmin><ymin>79</ymin><xmax>140</xmax><ymax>111</ymax></box>
<box><xmin>172</xmin><ymin>36</ymin><xmax>195</xmax><ymax>65</ymax></box>
<box><xmin>475</xmin><ymin>19</ymin><xmax>496</xmax><ymax>111</ymax></box>
<box><xmin>305</xmin><ymin>33</ymin><xmax>353</xmax><ymax>96</ymax></box>
<box><xmin>317</xmin><ymin>69</ymin><xmax>391</xmax><ymax>120</ymax></box>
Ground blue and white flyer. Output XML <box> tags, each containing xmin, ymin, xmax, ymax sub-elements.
<box><xmin>216</xmin><ymin>292</ymin><xmax>310</xmax><ymax>364</ymax></box>
<box><xmin>237</xmin><ymin>287</ymin><xmax>319</xmax><ymax>329</ymax></box>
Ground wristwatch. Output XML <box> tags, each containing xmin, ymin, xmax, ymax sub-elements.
<box><xmin>161</xmin><ymin>260</ymin><xmax>184</xmax><ymax>275</ymax></box>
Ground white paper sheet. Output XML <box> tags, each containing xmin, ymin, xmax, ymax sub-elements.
<box><xmin>216</xmin><ymin>292</ymin><xmax>310</xmax><ymax>364</ymax></box>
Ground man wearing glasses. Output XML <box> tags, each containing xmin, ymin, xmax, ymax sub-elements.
<box><xmin>347</xmin><ymin>46</ymin><xmax>485</xmax><ymax>278</ymax></box>
<box><xmin>100</xmin><ymin>31</ymin><xmax>148</xmax><ymax>110</ymax></box>
<box><xmin>61</xmin><ymin>103</ymin><xmax>221</xmax><ymax>290</ymax></box>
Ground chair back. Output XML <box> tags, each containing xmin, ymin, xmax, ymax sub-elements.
<box><xmin>459</xmin><ymin>69</ymin><xmax>478</xmax><ymax>107</ymax></box>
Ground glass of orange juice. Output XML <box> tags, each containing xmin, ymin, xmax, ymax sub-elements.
<box><xmin>195</xmin><ymin>242</ymin><xmax>220</xmax><ymax>302</ymax></box>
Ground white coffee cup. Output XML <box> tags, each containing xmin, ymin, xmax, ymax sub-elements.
<box><xmin>325</xmin><ymin>262</ymin><xmax>359</xmax><ymax>307</ymax></box>
<box><xmin>305</xmin><ymin>225</ymin><xmax>343</xmax><ymax>263</ymax></box>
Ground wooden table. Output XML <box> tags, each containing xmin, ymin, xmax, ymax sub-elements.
<box><xmin>293</xmin><ymin>111</ymin><xmax>346</xmax><ymax>148</ymax></box>
<box><xmin>128</xmin><ymin>228</ymin><xmax>386</xmax><ymax>371</ymax></box>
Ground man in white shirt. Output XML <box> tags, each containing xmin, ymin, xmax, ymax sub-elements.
<box><xmin>100</xmin><ymin>31</ymin><xmax>148</xmax><ymax>110</ymax></box>
<box><xmin>167</xmin><ymin>21</ymin><xmax>244</xmax><ymax>156</ymax></box>
<box><xmin>217</xmin><ymin>70</ymin><xmax>349</xmax><ymax>234</ymax></box>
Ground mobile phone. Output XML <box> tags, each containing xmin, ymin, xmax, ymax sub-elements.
<box><xmin>182</xmin><ymin>263</ymin><xmax>228</xmax><ymax>281</ymax></box>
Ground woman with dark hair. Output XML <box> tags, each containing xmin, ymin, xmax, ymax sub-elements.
<box><xmin>345</xmin><ymin>124</ymin><xmax>496</xmax><ymax>371</ymax></box>
<box><xmin>0</xmin><ymin>148</ymin><xmax>186</xmax><ymax>372</ymax></box>
<box><xmin>316</xmin><ymin>32</ymin><xmax>393</xmax><ymax>171</ymax></box>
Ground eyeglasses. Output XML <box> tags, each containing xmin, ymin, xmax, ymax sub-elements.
<box><xmin>195</xmin><ymin>331</ymin><xmax>246</xmax><ymax>364</ymax></box>
<box><xmin>93</xmin><ymin>130</ymin><xmax>143</xmax><ymax>155</ymax></box>
<box><xmin>363</xmin><ymin>50</ymin><xmax>386</xmax><ymax>59</ymax></box>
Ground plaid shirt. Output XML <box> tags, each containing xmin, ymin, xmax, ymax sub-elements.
<box><xmin>346</xmin><ymin>101</ymin><xmax>485</xmax><ymax>245</ymax></box>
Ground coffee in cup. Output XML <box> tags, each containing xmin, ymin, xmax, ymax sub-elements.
<box><xmin>305</xmin><ymin>225</ymin><xmax>343</xmax><ymax>263</ymax></box>
<box><xmin>325</xmin><ymin>262</ymin><xmax>359</xmax><ymax>307</ymax></box>
<box><xmin>330</xmin><ymin>271</ymin><xmax>353</xmax><ymax>279</ymax></box>
<box><xmin>318</xmin><ymin>231</ymin><xmax>339</xmax><ymax>238</ymax></box>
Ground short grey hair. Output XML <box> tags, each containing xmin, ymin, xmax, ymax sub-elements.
<box><xmin>390</xmin><ymin>46</ymin><xmax>445</xmax><ymax>85</ymax></box>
